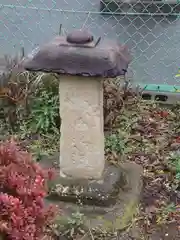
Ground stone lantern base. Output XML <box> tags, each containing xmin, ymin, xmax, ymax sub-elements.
<box><xmin>41</xmin><ymin>155</ymin><xmax>142</xmax><ymax>232</ymax></box>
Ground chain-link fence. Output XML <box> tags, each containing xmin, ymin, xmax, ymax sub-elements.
<box><xmin>0</xmin><ymin>1</ymin><xmax>180</xmax><ymax>84</ymax></box>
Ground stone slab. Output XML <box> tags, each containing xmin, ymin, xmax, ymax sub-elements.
<box><xmin>47</xmin><ymin>164</ymin><xmax>127</xmax><ymax>207</ymax></box>
<box><xmin>23</xmin><ymin>32</ymin><xmax>131</xmax><ymax>77</ymax></box>
<box><xmin>44</xmin><ymin>160</ymin><xmax>143</xmax><ymax>232</ymax></box>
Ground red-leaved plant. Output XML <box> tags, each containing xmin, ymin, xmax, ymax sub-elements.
<box><xmin>0</xmin><ymin>139</ymin><xmax>57</xmax><ymax>240</ymax></box>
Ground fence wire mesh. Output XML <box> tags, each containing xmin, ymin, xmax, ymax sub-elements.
<box><xmin>0</xmin><ymin>1</ymin><xmax>180</xmax><ymax>84</ymax></box>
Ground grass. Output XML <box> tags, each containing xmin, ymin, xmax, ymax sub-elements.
<box><xmin>0</xmin><ymin>64</ymin><xmax>179</xmax><ymax>239</ymax></box>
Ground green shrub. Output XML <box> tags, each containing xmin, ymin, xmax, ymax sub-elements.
<box><xmin>28</xmin><ymin>90</ymin><xmax>59</xmax><ymax>134</ymax></box>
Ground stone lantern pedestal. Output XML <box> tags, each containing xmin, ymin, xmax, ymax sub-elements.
<box><xmin>23</xmin><ymin>30</ymin><xmax>142</xmax><ymax>232</ymax></box>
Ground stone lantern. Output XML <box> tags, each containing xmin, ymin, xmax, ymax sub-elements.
<box><xmin>23</xmin><ymin>30</ymin><xmax>142</xmax><ymax>231</ymax></box>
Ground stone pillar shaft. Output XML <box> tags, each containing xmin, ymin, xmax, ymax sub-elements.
<box><xmin>59</xmin><ymin>76</ymin><xmax>104</xmax><ymax>179</ymax></box>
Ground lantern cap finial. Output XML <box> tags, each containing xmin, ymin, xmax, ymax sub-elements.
<box><xmin>66</xmin><ymin>30</ymin><xmax>93</xmax><ymax>44</ymax></box>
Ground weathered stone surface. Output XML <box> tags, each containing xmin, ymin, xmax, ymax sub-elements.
<box><xmin>47</xmin><ymin>164</ymin><xmax>127</xmax><ymax>207</ymax></box>
<box><xmin>45</xmin><ymin>161</ymin><xmax>143</xmax><ymax>232</ymax></box>
<box><xmin>23</xmin><ymin>30</ymin><xmax>131</xmax><ymax>77</ymax></box>
<box><xmin>59</xmin><ymin>76</ymin><xmax>104</xmax><ymax>179</ymax></box>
